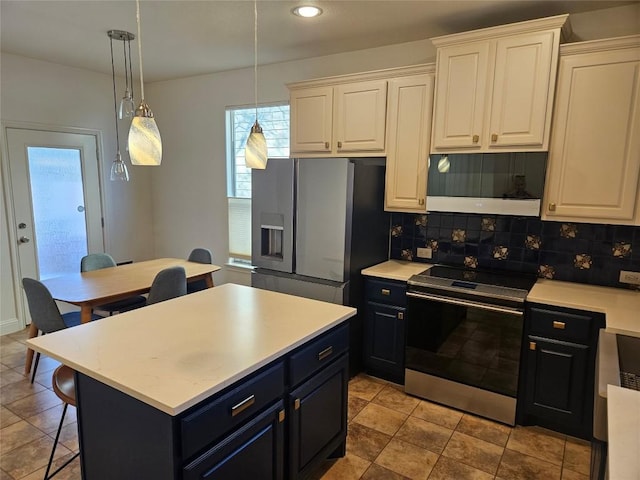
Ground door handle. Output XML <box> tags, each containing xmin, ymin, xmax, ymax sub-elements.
<box><xmin>19</xmin><ymin>236</ymin><xmax>30</xmax><ymax>244</ymax></box>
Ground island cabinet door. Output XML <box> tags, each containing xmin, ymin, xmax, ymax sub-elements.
<box><xmin>288</xmin><ymin>353</ymin><xmax>349</xmax><ymax>479</ymax></box>
<box><xmin>182</xmin><ymin>400</ymin><xmax>285</xmax><ymax>480</ymax></box>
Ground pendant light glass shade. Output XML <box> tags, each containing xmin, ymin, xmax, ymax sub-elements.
<box><xmin>119</xmin><ymin>89</ymin><xmax>136</xmax><ymax>119</ymax></box>
<box><xmin>245</xmin><ymin>120</ymin><xmax>268</xmax><ymax>169</ymax></box>
<box><xmin>108</xmin><ymin>30</ymin><xmax>131</xmax><ymax>182</ymax></box>
<box><xmin>128</xmin><ymin>0</ymin><xmax>162</xmax><ymax>166</ymax></box>
<box><xmin>245</xmin><ymin>0</ymin><xmax>267</xmax><ymax>169</ymax></box>
<box><xmin>129</xmin><ymin>102</ymin><xmax>162</xmax><ymax>165</ymax></box>
<box><xmin>110</xmin><ymin>152</ymin><xmax>130</xmax><ymax>181</ymax></box>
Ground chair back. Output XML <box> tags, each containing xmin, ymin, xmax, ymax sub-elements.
<box><xmin>147</xmin><ymin>266</ymin><xmax>187</xmax><ymax>305</ymax></box>
<box><xmin>22</xmin><ymin>278</ymin><xmax>67</xmax><ymax>334</ymax></box>
<box><xmin>81</xmin><ymin>253</ymin><xmax>117</xmax><ymax>272</ymax></box>
<box><xmin>187</xmin><ymin>248</ymin><xmax>213</xmax><ymax>264</ymax></box>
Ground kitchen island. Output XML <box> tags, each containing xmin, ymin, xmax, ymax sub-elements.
<box><xmin>27</xmin><ymin>284</ymin><xmax>356</xmax><ymax>480</ymax></box>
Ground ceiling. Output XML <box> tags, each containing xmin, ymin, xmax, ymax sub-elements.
<box><xmin>1</xmin><ymin>1</ymin><xmax>636</xmax><ymax>83</ymax></box>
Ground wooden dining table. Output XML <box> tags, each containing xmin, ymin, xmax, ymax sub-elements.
<box><xmin>24</xmin><ymin>258</ymin><xmax>221</xmax><ymax>374</ymax></box>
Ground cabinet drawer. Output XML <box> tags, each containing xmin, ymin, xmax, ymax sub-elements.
<box><xmin>365</xmin><ymin>279</ymin><xmax>407</xmax><ymax>306</ymax></box>
<box><xmin>181</xmin><ymin>362</ymin><xmax>285</xmax><ymax>460</ymax></box>
<box><xmin>528</xmin><ymin>307</ymin><xmax>593</xmax><ymax>344</ymax></box>
<box><xmin>289</xmin><ymin>324</ymin><xmax>349</xmax><ymax>387</ymax></box>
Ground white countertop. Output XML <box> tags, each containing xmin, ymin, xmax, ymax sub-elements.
<box><xmin>528</xmin><ymin>279</ymin><xmax>640</xmax><ymax>338</ymax></box>
<box><xmin>607</xmin><ymin>385</ymin><xmax>640</xmax><ymax>480</ymax></box>
<box><xmin>26</xmin><ymin>284</ymin><xmax>356</xmax><ymax>416</ymax></box>
<box><xmin>361</xmin><ymin>260</ymin><xmax>433</xmax><ymax>282</ymax></box>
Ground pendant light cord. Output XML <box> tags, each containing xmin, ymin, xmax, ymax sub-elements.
<box><xmin>136</xmin><ymin>0</ymin><xmax>145</xmax><ymax>101</ymax></box>
<box><xmin>122</xmin><ymin>40</ymin><xmax>129</xmax><ymax>93</ymax></box>
<box><xmin>254</xmin><ymin>0</ymin><xmax>258</xmax><ymax>120</ymax></box>
<box><xmin>128</xmin><ymin>38</ymin><xmax>134</xmax><ymax>99</ymax></box>
<box><xmin>109</xmin><ymin>37</ymin><xmax>121</xmax><ymax>153</ymax></box>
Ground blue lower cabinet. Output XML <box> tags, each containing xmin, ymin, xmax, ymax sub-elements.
<box><xmin>289</xmin><ymin>353</ymin><xmax>349</xmax><ymax>479</ymax></box>
<box><xmin>75</xmin><ymin>325</ymin><xmax>349</xmax><ymax>479</ymax></box>
<box><xmin>363</xmin><ymin>278</ymin><xmax>407</xmax><ymax>383</ymax></box>
<box><xmin>183</xmin><ymin>401</ymin><xmax>285</xmax><ymax>480</ymax></box>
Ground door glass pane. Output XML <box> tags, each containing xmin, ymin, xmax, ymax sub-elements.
<box><xmin>27</xmin><ymin>147</ymin><xmax>88</xmax><ymax>280</ymax></box>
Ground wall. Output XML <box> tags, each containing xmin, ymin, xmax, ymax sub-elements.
<box><xmin>390</xmin><ymin>212</ymin><xmax>640</xmax><ymax>289</ymax></box>
<box><xmin>145</xmin><ymin>38</ymin><xmax>438</xmax><ymax>285</ymax></box>
<box><xmin>146</xmin><ymin>3</ymin><xmax>640</xmax><ymax>287</ymax></box>
<box><xmin>0</xmin><ymin>53</ymin><xmax>155</xmax><ymax>333</ymax></box>
<box><xmin>1</xmin><ymin>4</ymin><xmax>638</xmax><ymax>334</ymax></box>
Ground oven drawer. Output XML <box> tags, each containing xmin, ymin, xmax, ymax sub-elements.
<box><xmin>365</xmin><ymin>279</ymin><xmax>406</xmax><ymax>306</ymax></box>
<box><xmin>528</xmin><ymin>306</ymin><xmax>593</xmax><ymax>344</ymax></box>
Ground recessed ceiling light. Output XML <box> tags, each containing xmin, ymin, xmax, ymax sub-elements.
<box><xmin>291</xmin><ymin>5</ymin><xmax>323</xmax><ymax>18</ymax></box>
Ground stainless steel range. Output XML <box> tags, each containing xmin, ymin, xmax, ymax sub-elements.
<box><xmin>405</xmin><ymin>265</ymin><xmax>537</xmax><ymax>425</ymax></box>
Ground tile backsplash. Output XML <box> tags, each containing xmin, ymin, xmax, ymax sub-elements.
<box><xmin>390</xmin><ymin>212</ymin><xmax>640</xmax><ymax>290</ymax></box>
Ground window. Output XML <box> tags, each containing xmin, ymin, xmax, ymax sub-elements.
<box><xmin>226</xmin><ymin>104</ymin><xmax>290</xmax><ymax>262</ymax></box>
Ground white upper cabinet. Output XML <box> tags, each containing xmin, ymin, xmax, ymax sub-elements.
<box><xmin>384</xmin><ymin>72</ymin><xmax>435</xmax><ymax>212</ymax></box>
<box><xmin>431</xmin><ymin>15</ymin><xmax>569</xmax><ymax>153</ymax></box>
<box><xmin>289</xmin><ymin>77</ymin><xmax>387</xmax><ymax>156</ymax></box>
<box><xmin>543</xmin><ymin>35</ymin><xmax>640</xmax><ymax>225</ymax></box>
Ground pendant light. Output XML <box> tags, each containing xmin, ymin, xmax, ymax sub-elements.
<box><xmin>245</xmin><ymin>0</ymin><xmax>268</xmax><ymax>169</ymax></box>
<box><xmin>118</xmin><ymin>37</ymin><xmax>136</xmax><ymax>119</ymax></box>
<box><xmin>128</xmin><ymin>0</ymin><xmax>162</xmax><ymax>166</ymax></box>
<box><xmin>108</xmin><ymin>31</ymin><xmax>131</xmax><ymax>182</ymax></box>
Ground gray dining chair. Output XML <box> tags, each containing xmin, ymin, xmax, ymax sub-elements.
<box><xmin>80</xmin><ymin>253</ymin><xmax>146</xmax><ymax>314</ymax></box>
<box><xmin>187</xmin><ymin>247</ymin><xmax>214</xmax><ymax>293</ymax></box>
<box><xmin>146</xmin><ymin>266</ymin><xmax>187</xmax><ymax>305</ymax></box>
<box><xmin>22</xmin><ymin>277</ymin><xmax>102</xmax><ymax>383</ymax></box>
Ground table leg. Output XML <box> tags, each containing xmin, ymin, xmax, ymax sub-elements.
<box><xmin>80</xmin><ymin>305</ymin><xmax>93</xmax><ymax>324</ymax></box>
<box><xmin>205</xmin><ymin>273</ymin><xmax>214</xmax><ymax>288</ymax></box>
<box><xmin>24</xmin><ymin>323</ymin><xmax>38</xmax><ymax>375</ymax></box>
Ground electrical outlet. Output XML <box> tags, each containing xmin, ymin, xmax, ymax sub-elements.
<box><xmin>619</xmin><ymin>270</ymin><xmax>640</xmax><ymax>285</ymax></box>
<box><xmin>417</xmin><ymin>247</ymin><xmax>432</xmax><ymax>259</ymax></box>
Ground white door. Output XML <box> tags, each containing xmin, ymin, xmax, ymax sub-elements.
<box><xmin>6</xmin><ymin>128</ymin><xmax>104</xmax><ymax>320</ymax></box>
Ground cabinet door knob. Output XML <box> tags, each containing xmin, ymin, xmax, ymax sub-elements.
<box><xmin>553</xmin><ymin>321</ymin><xmax>566</xmax><ymax>330</ymax></box>
<box><xmin>529</xmin><ymin>341</ymin><xmax>537</xmax><ymax>351</ymax></box>
<box><xmin>337</xmin><ymin>141</ymin><xmax>342</xmax><ymax>148</ymax></box>
<box><xmin>472</xmin><ymin>135</ymin><xmax>479</xmax><ymax>143</ymax></box>
<box><xmin>549</xmin><ymin>203</ymin><xmax>556</xmax><ymax>211</ymax></box>
<box><xmin>397</xmin><ymin>312</ymin><xmax>404</xmax><ymax>320</ymax></box>
<box><xmin>278</xmin><ymin>409</ymin><xmax>285</xmax><ymax>423</ymax></box>
<box><xmin>381</xmin><ymin>288</ymin><xmax>390</xmax><ymax>296</ymax></box>
<box><xmin>294</xmin><ymin>398</ymin><xmax>301</xmax><ymax>410</ymax></box>
<box><xmin>324</xmin><ymin>141</ymin><xmax>330</xmax><ymax>149</ymax></box>
<box><xmin>491</xmin><ymin>133</ymin><xmax>498</xmax><ymax>142</ymax></box>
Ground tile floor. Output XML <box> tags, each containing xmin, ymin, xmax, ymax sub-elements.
<box><xmin>0</xmin><ymin>328</ymin><xmax>591</xmax><ymax>480</ymax></box>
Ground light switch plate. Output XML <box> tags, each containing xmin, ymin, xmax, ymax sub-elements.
<box><xmin>417</xmin><ymin>247</ymin><xmax>432</xmax><ymax>259</ymax></box>
<box><xmin>619</xmin><ymin>270</ymin><xmax>640</xmax><ymax>285</ymax></box>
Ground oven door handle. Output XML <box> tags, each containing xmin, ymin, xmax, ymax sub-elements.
<box><xmin>406</xmin><ymin>291</ymin><xmax>524</xmax><ymax>316</ymax></box>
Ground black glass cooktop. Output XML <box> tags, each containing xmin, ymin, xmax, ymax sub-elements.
<box><xmin>407</xmin><ymin>265</ymin><xmax>537</xmax><ymax>304</ymax></box>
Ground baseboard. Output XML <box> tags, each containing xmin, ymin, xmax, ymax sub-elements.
<box><xmin>0</xmin><ymin>317</ymin><xmax>23</xmax><ymax>336</ymax></box>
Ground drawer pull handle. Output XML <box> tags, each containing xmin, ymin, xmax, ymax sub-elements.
<box><xmin>294</xmin><ymin>398</ymin><xmax>301</xmax><ymax>410</ymax></box>
<box><xmin>549</xmin><ymin>203</ymin><xmax>556</xmax><ymax>212</ymax></box>
<box><xmin>398</xmin><ymin>312</ymin><xmax>404</xmax><ymax>320</ymax></box>
<box><xmin>553</xmin><ymin>321</ymin><xmax>566</xmax><ymax>330</ymax></box>
<box><xmin>337</xmin><ymin>141</ymin><xmax>342</xmax><ymax>148</ymax></box>
<box><xmin>491</xmin><ymin>133</ymin><xmax>498</xmax><ymax>142</ymax></box>
<box><xmin>318</xmin><ymin>346</ymin><xmax>333</xmax><ymax>361</ymax></box>
<box><xmin>231</xmin><ymin>394</ymin><xmax>255</xmax><ymax>417</ymax></box>
<box><xmin>381</xmin><ymin>288</ymin><xmax>390</xmax><ymax>296</ymax></box>
<box><xmin>324</xmin><ymin>142</ymin><xmax>330</xmax><ymax>149</ymax></box>
<box><xmin>529</xmin><ymin>341</ymin><xmax>536</xmax><ymax>351</ymax></box>
<box><xmin>418</xmin><ymin>198</ymin><xmax>425</xmax><ymax>206</ymax></box>
<box><xmin>278</xmin><ymin>409</ymin><xmax>286</xmax><ymax>423</ymax></box>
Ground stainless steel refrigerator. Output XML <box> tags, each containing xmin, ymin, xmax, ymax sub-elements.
<box><xmin>251</xmin><ymin>157</ymin><xmax>390</xmax><ymax>375</ymax></box>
